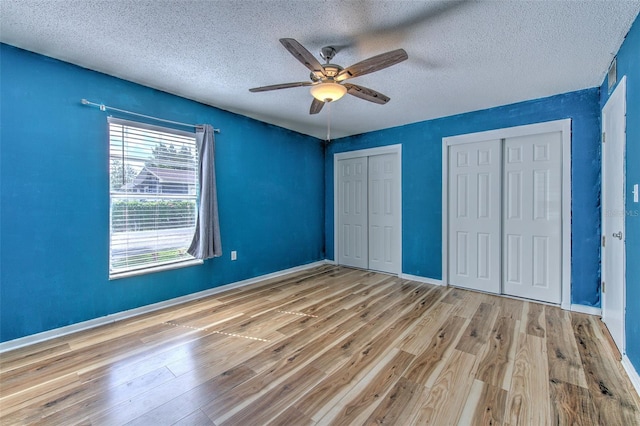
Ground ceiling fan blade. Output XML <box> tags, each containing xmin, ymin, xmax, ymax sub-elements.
<box><xmin>310</xmin><ymin>98</ymin><xmax>325</xmax><ymax>114</ymax></box>
<box><xmin>280</xmin><ymin>38</ymin><xmax>326</xmax><ymax>77</ymax></box>
<box><xmin>249</xmin><ymin>81</ymin><xmax>312</xmax><ymax>92</ymax></box>
<box><xmin>344</xmin><ymin>83</ymin><xmax>390</xmax><ymax>105</ymax></box>
<box><xmin>335</xmin><ymin>49</ymin><xmax>408</xmax><ymax>81</ymax></box>
<box><xmin>345</xmin><ymin>1</ymin><xmax>469</xmax><ymax>46</ymax></box>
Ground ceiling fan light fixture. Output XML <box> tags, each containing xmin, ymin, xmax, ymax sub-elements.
<box><xmin>310</xmin><ymin>82</ymin><xmax>347</xmax><ymax>103</ymax></box>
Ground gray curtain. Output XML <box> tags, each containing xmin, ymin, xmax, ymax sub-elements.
<box><xmin>188</xmin><ymin>124</ymin><xmax>222</xmax><ymax>259</ymax></box>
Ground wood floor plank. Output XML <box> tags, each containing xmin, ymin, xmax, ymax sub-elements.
<box><xmin>363</xmin><ymin>376</ymin><xmax>422</xmax><ymax>425</ymax></box>
<box><xmin>441</xmin><ymin>288</ymin><xmax>466</xmax><ymax>305</ymax></box>
<box><xmin>319</xmin><ymin>349</ymin><xmax>414</xmax><ymax>425</ymax></box>
<box><xmin>549</xmin><ymin>378</ymin><xmax>599</xmax><ymax>425</ymax></box>
<box><xmin>241</xmin><ymin>308</ymin><xmax>356</xmax><ymax>374</ymax></box>
<box><xmin>167</xmin><ymin>296</ymin><xmax>293</xmax><ymax>331</ymax></box>
<box><xmin>172</xmin><ymin>409</ymin><xmax>214</xmax><ymax>426</ymax></box>
<box><xmin>296</xmin><ymin>329</ymin><xmax>409</xmax><ymax>417</ymax></box>
<box><xmin>329</xmin><ymin>276</ymin><xmax>402</xmax><ymax>312</ymax></box>
<box><xmin>403</xmin><ymin>315</ymin><xmax>467</xmax><ymax>386</ymax></box>
<box><xmin>296</xmin><ymin>287</ymin><xmax>442</xmax><ymax>418</ymax></box>
<box><xmin>505</xmin><ymin>332</ymin><xmax>551</xmax><ymax>426</ymax></box>
<box><xmin>395</xmin><ymin>297</ymin><xmax>453</xmax><ymax>355</ymax></box>
<box><xmin>545</xmin><ymin>305</ymin><xmax>588</xmax><ymax>388</ymax></box>
<box><xmin>213</xmin><ymin>265</ymin><xmax>344</xmax><ymax>304</ymax></box>
<box><xmin>572</xmin><ymin>313</ymin><xmax>640</xmax><ymax>424</ymax></box>
<box><xmin>68</xmin><ymin>299</ymin><xmax>228</xmax><ymax>351</ymax></box>
<box><xmin>2</xmin><ymin>265</ymin><xmax>638</xmax><ymax>426</ymax></box>
<box><xmin>216</xmin><ymin>364</ymin><xmax>326</xmax><ymax>425</ymax></box>
<box><xmin>475</xmin><ymin>315</ymin><xmax>517</xmax><ymax>390</ymax></box>
<box><xmin>88</xmin><ymin>339</ymin><xmax>267</xmax><ymax>425</ymax></box>
<box><xmin>0</xmin><ymin>372</ymin><xmax>82</xmax><ymax>419</ymax></box>
<box><xmin>456</xmin><ymin>302</ymin><xmax>498</xmax><ymax>355</ymax></box>
<box><xmin>274</xmin><ymin>276</ymin><xmax>399</xmax><ymax>337</ymax></box>
<box><xmin>216</xmin><ymin>311</ymin><xmax>297</xmax><ymax>339</ymax></box>
<box><xmin>271</xmin><ymin>282</ymin><xmax>365</xmax><ymax>317</ymax></box>
<box><xmin>495</xmin><ymin>296</ymin><xmax>523</xmax><ymax>321</ymax></box>
<box><xmin>445</xmin><ymin>289</ymin><xmax>482</xmax><ymax>319</ymax></box>
<box><xmin>266</xmin><ymin>406</ymin><xmax>315</xmax><ymax>426</ymax></box>
<box><xmin>124</xmin><ymin>365</ymin><xmax>256</xmax><ymax>426</ymax></box>
<box><xmin>199</xmin><ymin>309</ymin><xmax>363</xmax><ymax>421</ymax></box>
<box><xmin>138</xmin><ymin>321</ymin><xmax>210</xmax><ymax>345</ymax></box>
<box><xmin>309</xmin><ymin>285</ymin><xmax>434</xmax><ymax>375</ymax></box>
<box><xmin>163</xmin><ymin>329</ymin><xmax>271</xmax><ymax>377</ymax></box>
<box><xmin>458</xmin><ymin>379</ymin><xmax>507</xmax><ymax>426</ymax></box>
<box><xmin>410</xmin><ymin>349</ymin><xmax>478</xmax><ymax>425</ymax></box>
<box><xmin>79</xmin><ymin>328</ymin><xmax>228</xmax><ymax>383</ymax></box>
<box><xmin>16</xmin><ymin>367</ymin><xmax>176</xmax><ymax>425</ymax></box>
<box><xmin>0</xmin><ymin>322</ymin><xmax>178</xmax><ymax>398</ymax></box>
<box><xmin>0</xmin><ymin>342</ymin><xmax>72</xmax><ymax>373</ymax></box>
<box><xmin>344</xmin><ymin>279</ymin><xmax>420</xmax><ymax>324</ymax></box>
<box><xmin>257</xmin><ymin>276</ymin><xmax>357</xmax><ymax>312</ymax></box>
<box><xmin>598</xmin><ymin>318</ymin><xmax>623</xmax><ymax>361</ymax></box>
<box><xmin>523</xmin><ymin>302</ymin><xmax>546</xmax><ymax>338</ymax></box>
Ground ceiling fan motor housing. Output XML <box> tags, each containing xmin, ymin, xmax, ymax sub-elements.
<box><xmin>311</xmin><ymin>63</ymin><xmax>343</xmax><ymax>82</ymax></box>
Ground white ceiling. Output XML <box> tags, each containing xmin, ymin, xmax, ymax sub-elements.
<box><xmin>1</xmin><ymin>1</ymin><xmax>639</xmax><ymax>139</ymax></box>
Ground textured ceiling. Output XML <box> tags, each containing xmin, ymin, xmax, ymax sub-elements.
<box><xmin>1</xmin><ymin>1</ymin><xmax>639</xmax><ymax>139</ymax></box>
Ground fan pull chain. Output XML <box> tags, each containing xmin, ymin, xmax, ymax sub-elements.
<box><xmin>326</xmin><ymin>101</ymin><xmax>331</xmax><ymax>142</ymax></box>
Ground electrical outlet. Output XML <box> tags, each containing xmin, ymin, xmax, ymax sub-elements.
<box><xmin>231</xmin><ymin>250</ymin><xmax>237</xmax><ymax>261</ymax></box>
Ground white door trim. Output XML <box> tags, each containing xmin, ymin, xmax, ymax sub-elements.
<box><xmin>334</xmin><ymin>144</ymin><xmax>402</xmax><ymax>274</ymax></box>
<box><xmin>442</xmin><ymin>119</ymin><xmax>572</xmax><ymax>309</ymax></box>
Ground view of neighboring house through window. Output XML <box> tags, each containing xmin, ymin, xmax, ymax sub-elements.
<box><xmin>108</xmin><ymin>117</ymin><xmax>199</xmax><ymax>277</ymax></box>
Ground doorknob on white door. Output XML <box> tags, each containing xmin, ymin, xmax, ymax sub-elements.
<box><xmin>612</xmin><ymin>231</ymin><xmax>623</xmax><ymax>240</ymax></box>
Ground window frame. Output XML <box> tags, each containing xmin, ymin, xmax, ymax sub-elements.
<box><xmin>107</xmin><ymin>117</ymin><xmax>202</xmax><ymax>280</ymax></box>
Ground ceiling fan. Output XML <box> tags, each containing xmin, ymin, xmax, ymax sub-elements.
<box><xmin>249</xmin><ymin>38</ymin><xmax>408</xmax><ymax>114</ymax></box>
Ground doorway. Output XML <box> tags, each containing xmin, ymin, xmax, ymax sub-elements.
<box><xmin>601</xmin><ymin>76</ymin><xmax>627</xmax><ymax>354</ymax></box>
<box><xmin>442</xmin><ymin>120</ymin><xmax>572</xmax><ymax>307</ymax></box>
<box><xmin>334</xmin><ymin>145</ymin><xmax>402</xmax><ymax>275</ymax></box>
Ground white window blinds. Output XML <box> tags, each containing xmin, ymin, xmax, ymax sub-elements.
<box><xmin>108</xmin><ymin>117</ymin><xmax>199</xmax><ymax>277</ymax></box>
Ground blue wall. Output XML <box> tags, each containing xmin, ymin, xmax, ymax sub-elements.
<box><xmin>600</xmin><ymin>14</ymin><xmax>640</xmax><ymax>374</ymax></box>
<box><xmin>0</xmin><ymin>44</ymin><xmax>325</xmax><ymax>342</ymax></box>
<box><xmin>325</xmin><ymin>89</ymin><xmax>602</xmax><ymax>307</ymax></box>
<box><xmin>1</xmin><ymin>30</ymin><xmax>625</xmax><ymax>344</ymax></box>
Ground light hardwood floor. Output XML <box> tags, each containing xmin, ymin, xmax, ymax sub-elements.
<box><xmin>1</xmin><ymin>265</ymin><xmax>639</xmax><ymax>425</ymax></box>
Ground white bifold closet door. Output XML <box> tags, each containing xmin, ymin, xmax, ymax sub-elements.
<box><xmin>368</xmin><ymin>154</ymin><xmax>400</xmax><ymax>273</ymax></box>
<box><xmin>448</xmin><ymin>139</ymin><xmax>502</xmax><ymax>293</ymax></box>
<box><xmin>337</xmin><ymin>153</ymin><xmax>400</xmax><ymax>274</ymax></box>
<box><xmin>503</xmin><ymin>132</ymin><xmax>562</xmax><ymax>304</ymax></box>
<box><xmin>337</xmin><ymin>156</ymin><xmax>369</xmax><ymax>269</ymax></box>
<box><xmin>448</xmin><ymin>131</ymin><xmax>562</xmax><ymax>304</ymax></box>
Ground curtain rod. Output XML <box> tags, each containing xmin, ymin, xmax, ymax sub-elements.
<box><xmin>80</xmin><ymin>99</ymin><xmax>220</xmax><ymax>133</ymax></box>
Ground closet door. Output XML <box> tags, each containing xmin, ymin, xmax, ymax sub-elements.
<box><xmin>368</xmin><ymin>153</ymin><xmax>400</xmax><ymax>274</ymax></box>
<box><xmin>503</xmin><ymin>132</ymin><xmax>562</xmax><ymax>303</ymax></box>
<box><xmin>448</xmin><ymin>140</ymin><xmax>502</xmax><ymax>293</ymax></box>
<box><xmin>337</xmin><ymin>157</ymin><xmax>368</xmax><ymax>269</ymax></box>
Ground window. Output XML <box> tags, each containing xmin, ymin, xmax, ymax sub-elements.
<box><xmin>108</xmin><ymin>117</ymin><xmax>200</xmax><ymax>278</ymax></box>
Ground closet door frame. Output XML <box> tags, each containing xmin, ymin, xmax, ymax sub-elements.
<box><xmin>442</xmin><ymin>119</ymin><xmax>572</xmax><ymax>309</ymax></box>
<box><xmin>334</xmin><ymin>144</ymin><xmax>402</xmax><ymax>275</ymax></box>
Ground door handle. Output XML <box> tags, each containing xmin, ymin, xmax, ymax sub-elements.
<box><xmin>612</xmin><ymin>231</ymin><xmax>623</xmax><ymax>240</ymax></box>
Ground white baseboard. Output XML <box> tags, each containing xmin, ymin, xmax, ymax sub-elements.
<box><xmin>622</xmin><ymin>355</ymin><xmax>640</xmax><ymax>397</ymax></box>
<box><xmin>570</xmin><ymin>304</ymin><xmax>602</xmax><ymax>316</ymax></box>
<box><xmin>401</xmin><ymin>273</ymin><xmax>444</xmax><ymax>286</ymax></box>
<box><xmin>0</xmin><ymin>260</ymin><xmax>330</xmax><ymax>354</ymax></box>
